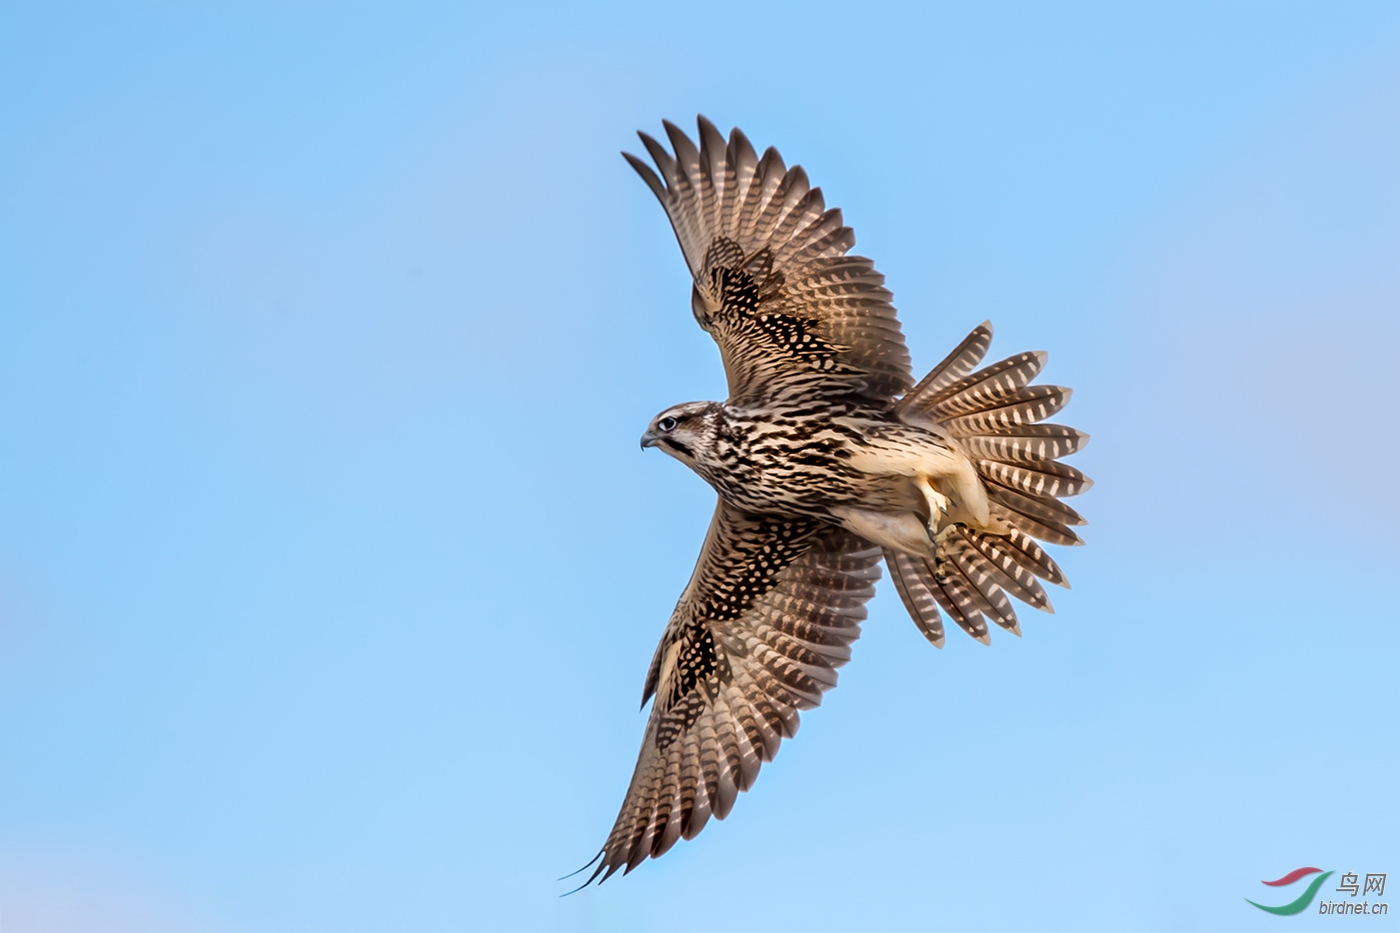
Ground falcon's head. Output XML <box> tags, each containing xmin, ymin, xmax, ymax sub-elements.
<box><xmin>640</xmin><ymin>401</ymin><xmax>724</xmax><ymax>468</ymax></box>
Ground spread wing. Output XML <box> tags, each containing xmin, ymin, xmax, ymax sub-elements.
<box><xmin>576</xmin><ymin>503</ymin><xmax>882</xmax><ymax>887</ymax></box>
<box><xmin>625</xmin><ymin>117</ymin><xmax>913</xmax><ymax>407</ymax></box>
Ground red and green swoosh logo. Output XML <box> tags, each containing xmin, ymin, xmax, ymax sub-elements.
<box><xmin>1247</xmin><ymin>867</ymin><xmax>1333</xmax><ymax>915</ymax></box>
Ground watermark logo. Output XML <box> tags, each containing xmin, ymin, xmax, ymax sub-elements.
<box><xmin>1247</xmin><ymin>867</ymin><xmax>1389</xmax><ymax>917</ymax></box>
<box><xmin>1247</xmin><ymin>867</ymin><xmax>1333</xmax><ymax>915</ymax></box>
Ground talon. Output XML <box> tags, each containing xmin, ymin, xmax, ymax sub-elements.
<box><xmin>932</xmin><ymin>550</ymin><xmax>948</xmax><ymax>582</ymax></box>
<box><xmin>930</xmin><ymin>522</ymin><xmax>964</xmax><ymax>548</ymax></box>
<box><xmin>929</xmin><ymin>521</ymin><xmax>967</xmax><ymax>583</ymax></box>
<box><xmin>917</xmin><ymin>476</ymin><xmax>953</xmax><ymax>523</ymax></box>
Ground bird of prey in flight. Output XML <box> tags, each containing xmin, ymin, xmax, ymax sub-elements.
<box><xmin>574</xmin><ymin>116</ymin><xmax>1090</xmax><ymax>887</ymax></box>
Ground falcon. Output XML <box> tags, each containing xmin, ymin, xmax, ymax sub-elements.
<box><xmin>574</xmin><ymin>117</ymin><xmax>1091</xmax><ymax>887</ymax></box>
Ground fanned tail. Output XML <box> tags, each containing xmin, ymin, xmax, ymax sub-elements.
<box><xmin>888</xmin><ymin>323</ymin><xmax>1089</xmax><ymax>644</ymax></box>
<box><xmin>900</xmin><ymin>320</ymin><xmax>994</xmax><ymax>407</ymax></box>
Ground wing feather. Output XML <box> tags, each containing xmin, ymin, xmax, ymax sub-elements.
<box><xmin>581</xmin><ymin>503</ymin><xmax>880</xmax><ymax>886</ymax></box>
<box><xmin>626</xmin><ymin>116</ymin><xmax>912</xmax><ymax>405</ymax></box>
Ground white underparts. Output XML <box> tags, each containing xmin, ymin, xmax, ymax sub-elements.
<box><xmin>830</xmin><ymin>505</ymin><xmax>934</xmax><ymax>557</ymax></box>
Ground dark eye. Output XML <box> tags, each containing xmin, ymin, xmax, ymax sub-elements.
<box><xmin>657</xmin><ymin>416</ymin><xmax>678</xmax><ymax>432</ymax></box>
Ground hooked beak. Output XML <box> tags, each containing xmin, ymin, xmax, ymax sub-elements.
<box><xmin>640</xmin><ymin>428</ymin><xmax>660</xmax><ymax>450</ymax></box>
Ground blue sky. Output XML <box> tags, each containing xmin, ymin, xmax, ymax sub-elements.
<box><xmin>2</xmin><ymin>3</ymin><xmax>1397</xmax><ymax>931</ymax></box>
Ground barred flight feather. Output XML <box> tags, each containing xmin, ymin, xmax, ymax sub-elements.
<box><xmin>900</xmin><ymin>321</ymin><xmax>995</xmax><ymax>409</ymax></box>
<box><xmin>940</xmin><ymin>385</ymin><xmax>1073</xmax><ymax>435</ymax></box>
<box><xmin>921</xmin><ymin>348</ymin><xmax>1036</xmax><ymax>397</ymax></box>
<box><xmin>993</xmin><ymin>511</ymin><xmax>1081</xmax><ymax>549</ymax></box>
<box><xmin>976</xmin><ymin>458</ymin><xmax>1093</xmax><ymax>499</ymax></box>
<box><xmin>986</xmin><ymin>480</ymin><xmax>1087</xmax><ymax>528</ymax></box>
<box><xmin>583</xmin><ymin>504</ymin><xmax>879</xmax><ymax>887</ymax></box>
<box><xmin>884</xmin><ymin>548</ymin><xmax>946</xmax><ymax>647</ymax></box>
<box><xmin>625</xmin><ymin>116</ymin><xmax>913</xmax><ymax>405</ymax></box>
<box><xmin>946</xmin><ymin>535</ymin><xmax>1021</xmax><ymax>634</ymax></box>
<box><xmin>1000</xmin><ymin>526</ymin><xmax>1069</xmax><ymax>588</ymax></box>
<box><xmin>919</xmin><ymin>351</ymin><xmax>1048</xmax><ymax>417</ymax></box>
<box><xmin>960</xmin><ymin>529</ymin><xmax>1053</xmax><ymax>611</ymax></box>
<box><xmin>960</xmin><ymin>427</ymin><xmax>1088</xmax><ymax>464</ymax></box>
<box><xmin>962</xmin><ymin>529</ymin><xmax>1055</xmax><ymax>611</ymax></box>
<box><xmin>930</xmin><ymin>565</ymin><xmax>992</xmax><ymax>644</ymax></box>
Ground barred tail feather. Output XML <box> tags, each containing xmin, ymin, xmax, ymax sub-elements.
<box><xmin>986</xmin><ymin>480</ymin><xmax>1085</xmax><ymax>530</ymax></box>
<box><xmin>976</xmin><ymin>458</ymin><xmax>1092</xmax><ymax>499</ymax></box>
<box><xmin>887</xmin><ymin>322</ymin><xmax>1089</xmax><ymax>645</ymax></box>
<box><xmin>945</xmin><ymin>534</ymin><xmax>1021</xmax><ymax>634</ymax></box>
<box><xmin>931</xmin><ymin>566</ymin><xmax>992</xmax><ymax>644</ymax></box>
<box><xmin>961</xmin><ymin>528</ymin><xmax>1053</xmax><ymax>612</ymax></box>
<box><xmin>899</xmin><ymin>321</ymin><xmax>994</xmax><ymax>411</ymax></box>
<box><xmin>940</xmin><ymin>385</ymin><xmax>1073</xmax><ymax>435</ymax></box>
<box><xmin>917</xmin><ymin>352</ymin><xmax>1048</xmax><ymax>418</ymax></box>
<box><xmin>884</xmin><ymin>548</ymin><xmax>946</xmax><ymax>647</ymax></box>
<box><xmin>959</xmin><ymin>424</ymin><xmax>1088</xmax><ymax>463</ymax></box>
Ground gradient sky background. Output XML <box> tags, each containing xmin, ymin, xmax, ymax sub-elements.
<box><xmin>2</xmin><ymin>3</ymin><xmax>1398</xmax><ymax>932</ymax></box>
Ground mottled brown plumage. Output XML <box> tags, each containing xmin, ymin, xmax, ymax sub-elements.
<box><xmin>574</xmin><ymin>117</ymin><xmax>1091</xmax><ymax>887</ymax></box>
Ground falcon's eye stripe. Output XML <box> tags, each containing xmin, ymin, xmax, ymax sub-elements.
<box><xmin>658</xmin><ymin>416</ymin><xmax>678</xmax><ymax>432</ymax></box>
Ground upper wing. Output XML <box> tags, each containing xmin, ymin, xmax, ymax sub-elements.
<box><xmin>577</xmin><ymin>502</ymin><xmax>882</xmax><ymax>886</ymax></box>
<box><xmin>625</xmin><ymin>116</ymin><xmax>913</xmax><ymax>407</ymax></box>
